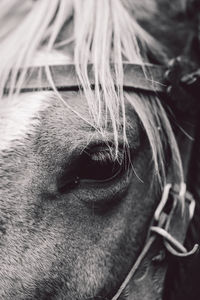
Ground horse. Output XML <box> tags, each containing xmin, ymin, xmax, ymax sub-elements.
<box><xmin>0</xmin><ymin>0</ymin><xmax>199</xmax><ymax>299</ymax></box>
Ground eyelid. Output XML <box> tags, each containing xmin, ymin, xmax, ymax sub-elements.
<box><xmin>87</xmin><ymin>150</ymin><xmax>116</xmax><ymax>164</ymax></box>
<box><xmin>84</xmin><ymin>143</ymin><xmax>126</xmax><ymax>160</ymax></box>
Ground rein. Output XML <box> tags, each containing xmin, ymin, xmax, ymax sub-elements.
<box><xmin>6</xmin><ymin>61</ymin><xmax>199</xmax><ymax>299</ymax></box>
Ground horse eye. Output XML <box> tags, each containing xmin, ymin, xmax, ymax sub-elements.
<box><xmin>57</xmin><ymin>146</ymin><xmax>129</xmax><ymax>194</ymax></box>
<box><xmin>77</xmin><ymin>146</ymin><xmax>127</xmax><ymax>182</ymax></box>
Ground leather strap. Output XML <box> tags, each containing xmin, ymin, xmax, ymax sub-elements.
<box><xmin>4</xmin><ymin>63</ymin><xmax>166</xmax><ymax>93</ymax></box>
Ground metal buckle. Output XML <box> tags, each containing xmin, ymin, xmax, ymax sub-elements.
<box><xmin>154</xmin><ymin>183</ymin><xmax>172</xmax><ymax>222</ymax></box>
<box><xmin>154</xmin><ymin>182</ymin><xmax>195</xmax><ymax>223</ymax></box>
<box><xmin>151</xmin><ymin>226</ymin><xmax>187</xmax><ymax>253</ymax></box>
<box><xmin>185</xmin><ymin>190</ymin><xmax>196</xmax><ymax>220</ymax></box>
<box><xmin>151</xmin><ymin>182</ymin><xmax>198</xmax><ymax>256</ymax></box>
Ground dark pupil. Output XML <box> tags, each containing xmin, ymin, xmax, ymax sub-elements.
<box><xmin>78</xmin><ymin>150</ymin><xmax>123</xmax><ymax>182</ymax></box>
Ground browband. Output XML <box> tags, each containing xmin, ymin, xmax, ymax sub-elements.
<box><xmin>4</xmin><ymin>63</ymin><xmax>167</xmax><ymax>93</ymax></box>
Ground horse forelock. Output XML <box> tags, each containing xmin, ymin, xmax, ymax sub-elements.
<box><xmin>0</xmin><ymin>0</ymin><xmax>184</xmax><ymax>185</ymax></box>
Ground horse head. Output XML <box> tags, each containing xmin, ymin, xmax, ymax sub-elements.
<box><xmin>0</xmin><ymin>1</ymin><xmax>199</xmax><ymax>299</ymax></box>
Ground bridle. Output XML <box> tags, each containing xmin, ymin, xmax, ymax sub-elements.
<box><xmin>5</xmin><ymin>61</ymin><xmax>200</xmax><ymax>299</ymax></box>
<box><xmin>4</xmin><ymin>63</ymin><xmax>166</xmax><ymax>93</ymax></box>
<box><xmin>111</xmin><ymin>185</ymin><xmax>198</xmax><ymax>300</ymax></box>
